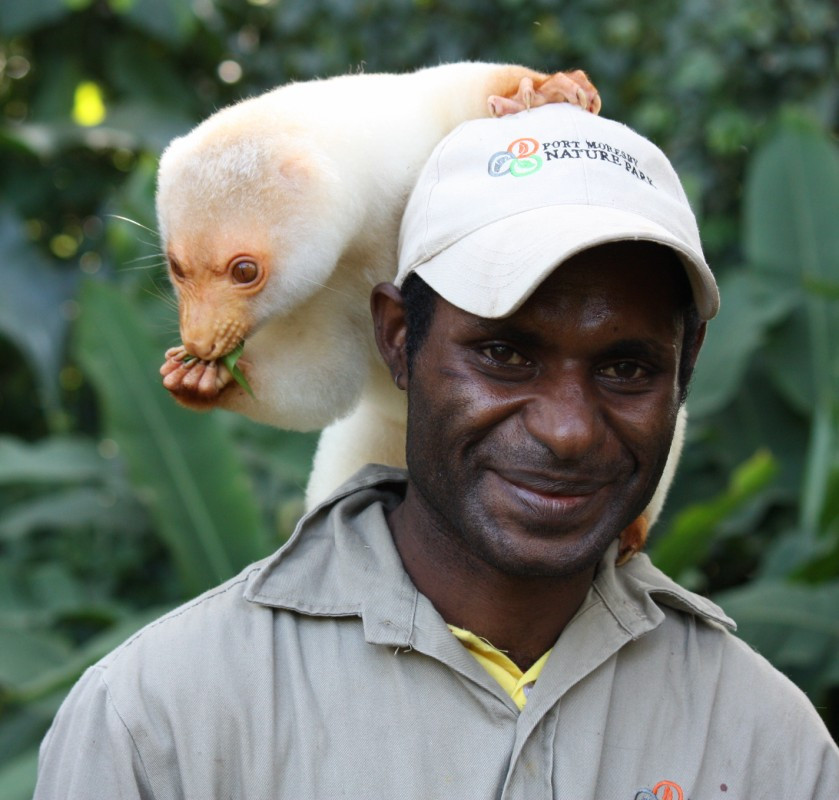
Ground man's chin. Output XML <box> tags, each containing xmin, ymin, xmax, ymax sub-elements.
<box><xmin>468</xmin><ymin>511</ymin><xmax>622</xmax><ymax>580</ymax></box>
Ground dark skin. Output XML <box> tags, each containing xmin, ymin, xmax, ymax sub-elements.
<box><xmin>371</xmin><ymin>244</ymin><xmax>706</xmax><ymax>670</ymax></box>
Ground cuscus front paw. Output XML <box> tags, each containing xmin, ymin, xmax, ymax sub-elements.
<box><xmin>160</xmin><ymin>345</ymin><xmax>234</xmax><ymax>408</ymax></box>
<box><xmin>488</xmin><ymin>69</ymin><xmax>601</xmax><ymax>117</ymax></box>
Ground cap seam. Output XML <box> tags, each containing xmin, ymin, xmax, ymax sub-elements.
<box><xmin>421</xmin><ymin>124</ymin><xmax>466</xmax><ymax>263</ymax></box>
<box><xmin>413</xmin><ymin>200</ymin><xmax>696</xmax><ymax>268</ymax></box>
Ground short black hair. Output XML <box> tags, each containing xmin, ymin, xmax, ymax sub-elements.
<box><xmin>401</xmin><ymin>246</ymin><xmax>702</xmax><ymax>404</ymax></box>
<box><xmin>401</xmin><ymin>271</ymin><xmax>439</xmax><ymax>377</ymax></box>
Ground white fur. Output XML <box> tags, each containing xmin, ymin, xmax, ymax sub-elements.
<box><xmin>156</xmin><ymin>63</ymin><xmax>684</xmax><ymax>527</ymax></box>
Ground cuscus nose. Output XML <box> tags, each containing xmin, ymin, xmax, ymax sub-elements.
<box><xmin>180</xmin><ymin>333</ymin><xmax>218</xmax><ymax>361</ymax></box>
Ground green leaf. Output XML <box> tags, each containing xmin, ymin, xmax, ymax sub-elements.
<box><xmin>0</xmin><ymin>747</ymin><xmax>39</xmax><ymax>800</ymax></box>
<box><xmin>0</xmin><ymin>436</ymin><xmax>106</xmax><ymax>485</ymax></box>
<box><xmin>0</xmin><ymin>629</ymin><xmax>71</xmax><ymax>688</ymax></box>
<box><xmin>0</xmin><ymin>487</ymin><xmax>140</xmax><ymax>540</ymax></box>
<box><xmin>0</xmin><ymin>209</ymin><xmax>77</xmax><ymax>414</ymax></box>
<box><xmin>116</xmin><ymin>0</ymin><xmax>198</xmax><ymax>45</ymax></box>
<box><xmin>745</xmin><ymin>114</ymin><xmax>839</xmax><ymax>283</ymax></box>
<box><xmin>0</xmin><ymin>0</ymin><xmax>70</xmax><ymax>37</ymax></box>
<box><xmin>222</xmin><ymin>342</ymin><xmax>254</xmax><ymax>397</ymax></box>
<box><xmin>5</xmin><ymin>605</ymin><xmax>171</xmax><ymax>706</ymax></box>
<box><xmin>744</xmin><ymin>115</ymin><xmax>839</xmax><ymax>536</ymax></box>
<box><xmin>651</xmin><ymin>450</ymin><xmax>779</xmax><ymax>579</ymax></box>
<box><xmin>73</xmin><ymin>280</ymin><xmax>271</xmax><ymax>595</ymax></box>
<box><xmin>688</xmin><ymin>271</ymin><xmax>796</xmax><ymax>419</ymax></box>
<box><xmin>714</xmin><ymin>579</ymin><xmax>839</xmax><ymax>698</ymax></box>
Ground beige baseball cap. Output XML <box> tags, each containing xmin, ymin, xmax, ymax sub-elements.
<box><xmin>396</xmin><ymin>104</ymin><xmax>719</xmax><ymax>320</ymax></box>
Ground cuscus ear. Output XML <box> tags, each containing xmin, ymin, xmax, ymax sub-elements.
<box><xmin>617</xmin><ymin>404</ymin><xmax>688</xmax><ymax>565</ymax></box>
<box><xmin>277</xmin><ymin>152</ymin><xmax>315</xmax><ymax>187</ymax></box>
<box><xmin>370</xmin><ymin>282</ymin><xmax>409</xmax><ymax>391</ymax></box>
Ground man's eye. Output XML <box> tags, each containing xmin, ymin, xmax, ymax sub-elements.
<box><xmin>600</xmin><ymin>361</ymin><xmax>646</xmax><ymax>380</ymax></box>
<box><xmin>481</xmin><ymin>345</ymin><xmax>531</xmax><ymax>367</ymax></box>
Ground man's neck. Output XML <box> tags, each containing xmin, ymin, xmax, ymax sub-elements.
<box><xmin>386</xmin><ymin>491</ymin><xmax>598</xmax><ymax>671</ymax></box>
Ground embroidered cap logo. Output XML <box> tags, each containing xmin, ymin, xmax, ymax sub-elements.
<box><xmin>487</xmin><ymin>137</ymin><xmax>543</xmax><ymax>178</ymax></box>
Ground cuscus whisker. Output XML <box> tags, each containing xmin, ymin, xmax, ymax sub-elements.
<box><xmin>107</xmin><ymin>214</ymin><xmax>160</xmax><ymax>238</ymax></box>
<box><xmin>297</xmin><ymin>274</ymin><xmax>355</xmax><ymax>300</ymax></box>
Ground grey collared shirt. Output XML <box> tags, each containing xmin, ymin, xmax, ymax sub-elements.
<box><xmin>35</xmin><ymin>466</ymin><xmax>839</xmax><ymax>800</ymax></box>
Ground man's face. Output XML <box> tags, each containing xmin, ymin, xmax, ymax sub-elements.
<box><xmin>400</xmin><ymin>245</ymin><xmax>692</xmax><ymax>579</ymax></box>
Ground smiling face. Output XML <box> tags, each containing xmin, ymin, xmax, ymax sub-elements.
<box><xmin>376</xmin><ymin>242</ymin><xmax>701</xmax><ymax>582</ymax></box>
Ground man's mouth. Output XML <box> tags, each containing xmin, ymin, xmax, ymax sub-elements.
<box><xmin>490</xmin><ymin>468</ymin><xmax>612</xmax><ymax>519</ymax></box>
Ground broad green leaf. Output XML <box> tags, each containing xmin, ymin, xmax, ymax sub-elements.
<box><xmin>688</xmin><ymin>271</ymin><xmax>796</xmax><ymax>419</ymax></box>
<box><xmin>0</xmin><ymin>563</ymin><xmax>27</xmax><ymax>617</ymax></box>
<box><xmin>0</xmin><ymin>436</ymin><xmax>106</xmax><ymax>485</ymax></box>
<box><xmin>95</xmin><ymin>102</ymin><xmax>195</xmax><ymax>153</ymax></box>
<box><xmin>74</xmin><ymin>280</ymin><xmax>271</xmax><ymax>595</ymax></box>
<box><xmin>699</xmin><ymin>366</ymin><xmax>810</xmax><ymax>494</ymax></box>
<box><xmin>6</xmin><ymin>604</ymin><xmax>171</xmax><ymax>706</ymax></box>
<box><xmin>763</xmin><ymin>309</ymin><xmax>817</xmax><ymax>415</ymax></box>
<box><xmin>0</xmin><ymin>486</ymin><xmax>143</xmax><ymax>540</ymax></box>
<box><xmin>0</xmin><ymin>0</ymin><xmax>70</xmax><ymax>37</ymax></box>
<box><xmin>23</xmin><ymin>563</ymin><xmax>93</xmax><ymax>617</ymax></box>
<box><xmin>0</xmin><ymin>209</ymin><xmax>77</xmax><ymax>414</ymax></box>
<box><xmin>0</xmin><ymin>689</ymin><xmax>66</xmax><ymax>797</ymax></box>
<box><xmin>0</xmin><ymin>747</ymin><xmax>39</xmax><ymax>800</ymax></box>
<box><xmin>743</xmin><ymin>116</ymin><xmax>839</xmax><ymax>534</ymax></box>
<box><xmin>105</xmin><ymin>35</ymin><xmax>200</xmax><ymax>118</ymax></box>
<box><xmin>0</xmin><ymin>560</ymin><xmax>125</xmax><ymax>630</ymax></box>
<box><xmin>651</xmin><ymin>450</ymin><xmax>779</xmax><ymax>579</ymax></box>
<box><xmin>0</xmin><ymin>629</ymin><xmax>71</xmax><ymax>688</ymax></box>
<box><xmin>745</xmin><ymin>114</ymin><xmax>839</xmax><ymax>286</ymax></box>
<box><xmin>714</xmin><ymin>580</ymin><xmax>839</xmax><ymax>698</ymax></box>
<box><xmin>117</xmin><ymin>0</ymin><xmax>197</xmax><ymax>45</ymax></box>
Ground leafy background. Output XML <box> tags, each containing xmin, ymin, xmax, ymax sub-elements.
<box><xmin>1</xmin><ymin>0</ymin><xmax>838</xmax><ymax>794</ymax></box>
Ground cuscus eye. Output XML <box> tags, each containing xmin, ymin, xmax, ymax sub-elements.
<box><xmin>169</xmin><ymin>257</ymin><xmax>185</xmax><ymax>279</ymax></box>
<box><xmin>231</xmin><ymin>259</ymin><xmax>259</xmax><ymax>284</ymax></box>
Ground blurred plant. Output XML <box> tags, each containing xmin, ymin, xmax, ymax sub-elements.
<box><xmin>0</xmin><ymin>0</ymin><xmax>837</xmax><ymax>796</ymax></box>
<box><xmin>652</xmin><ymin>112</ymin><xmax>839</xmax><ymax>732</ymax></box>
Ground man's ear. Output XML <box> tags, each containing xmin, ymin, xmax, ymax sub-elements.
<box><xmin>370</xmin><ymin>282</ymin><xmax>409</xmax><ymax>390</ymax></box>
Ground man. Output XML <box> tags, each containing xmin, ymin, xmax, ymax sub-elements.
<box><xmin>35</xmin><ymin>106</ymin><xmax>838</xmax><ymax>799</ymax></box>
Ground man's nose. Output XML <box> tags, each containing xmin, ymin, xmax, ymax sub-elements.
<box><xmin>522</xmin><ymin>372</ymin><xmax>603</xmax><ymax>460</ymax></box>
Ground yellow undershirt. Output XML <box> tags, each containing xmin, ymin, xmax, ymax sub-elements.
<box><xmin>448</xmin><ymin>625</ymin><xmax>552</xmax><ymax>710</ymax></box>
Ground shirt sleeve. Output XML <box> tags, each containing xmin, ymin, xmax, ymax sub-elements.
<box><xmin>721</xmin><ymin>634</ymin><xmax>839</xmax><ymax>799</ymax></box>
<box><xmin>33</xmin><ymin>665</ymin><xmax>155</xmax><ymax>800</ymax></box>
<box><xmin>786</xmin><ymin>700</ymin><xmax>839</xmax><ymax>800</ymax></box>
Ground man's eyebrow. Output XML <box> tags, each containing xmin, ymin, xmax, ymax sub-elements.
<box><xmin>465</xmin><ymin>319</ymin><xmax>675</xmax><ymax>361</ymax></box>
<box><xmin>466</xmin><ymin>316</ymin><xmax>544</xmax><ymax>346</ymax></box>
<box><xmin>599</xmin><ymin>338</ymin><xmax>674</xmax><ymax>361</ymax></box>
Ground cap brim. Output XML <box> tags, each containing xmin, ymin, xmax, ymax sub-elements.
<box><xmin>411</xmin><ymin>204</ymin><xmax>720</xmax><ymax>320</ymax></box>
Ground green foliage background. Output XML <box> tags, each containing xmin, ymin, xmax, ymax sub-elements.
<box><xmin>1</xmin><ymin>0</ymin><xmax>838</xmax><ymax>793</ymax></box>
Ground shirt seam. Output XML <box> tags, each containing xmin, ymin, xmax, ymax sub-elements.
<box><xmin>95</xmin><ymin>664</ymin><xmax>159</xmax><ymax>800</ymax></box>
<box><xmin>109</xmin><ymin>567</ymin><xmax>263</xmax><ymax>665</ymax></box>
<box><xmin>592</xmin><ymin>580</ymin><xmax>642</xmax><ymax>639</ymax></box>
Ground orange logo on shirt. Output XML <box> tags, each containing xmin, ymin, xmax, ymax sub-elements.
<box><xmin>634</xmin><ymin>780</ymin><xmax>684</xmax><ymax>800</ymax></box>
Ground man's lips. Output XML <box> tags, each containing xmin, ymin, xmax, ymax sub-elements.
<box><xmin>490</xmin><ymin>468</ymin><xmax>612</xmax><ymax>517</ymax></box>
<box><xmin>495</xmin><ymin>468</ymin><xmax>609</xmax><ymax>496</ymax></box>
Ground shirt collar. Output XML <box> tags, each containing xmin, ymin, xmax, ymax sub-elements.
<box><xmin>243</xmin><ymin>465</ymin><xmax>735</xmax><ymax>647</ymax></box>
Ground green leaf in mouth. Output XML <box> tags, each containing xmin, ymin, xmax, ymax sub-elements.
<box><xmin>221</xmin><ymin>341</ymin><xmax>254</xmax><ymax>397</ymax></box>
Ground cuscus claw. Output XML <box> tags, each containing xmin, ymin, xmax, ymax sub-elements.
<box><xmin>489</xmin><ymin>69</ymin><xmax>601</xmax><ymax>118</ymax></box>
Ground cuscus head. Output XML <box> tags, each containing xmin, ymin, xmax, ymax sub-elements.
<box><xmin>155</xmin><ymin>98</ymin><xmax>357</xmax><ymax>360</ymax></box>
<box><xmin>394</xmin><ymin>104</ymin><xmax>719</xmax><ymax>556</ymax></box>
